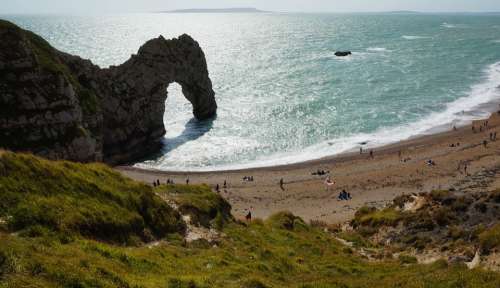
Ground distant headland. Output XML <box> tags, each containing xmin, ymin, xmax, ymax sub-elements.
<box><xmin>162</xmin><ymin>7</ymin><xmax>269</xmax><ymax>13</ymax></box>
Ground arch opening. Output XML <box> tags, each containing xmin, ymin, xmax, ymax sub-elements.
<box><xmin>160</xmin><ymin>82</ymin><xmax>214</xmax><ymax>154</ymax></box>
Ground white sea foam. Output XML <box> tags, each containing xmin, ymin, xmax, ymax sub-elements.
<box><xmin>153</xmin><ymin>61</ymin><xmax>500</xmax><ymax>172</ymax></box>
<box><xmin>442</xmin><ymin>22</ymin><xmax>457</xmax><ymax>28</ymax></box>
<box><xmin>366</xmin><ymin>47</ymin><xmax>390</xmax><ymax>52</ymax></box>
<box><xmin>402</xmin><ymin>35</ymin><xmax>431</xmax><ymax>40</ymax></box>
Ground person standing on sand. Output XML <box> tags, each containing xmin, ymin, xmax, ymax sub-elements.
<box><xmin>216</xmin><ymin>184</ymin><xmax>220</xmax><ymax>193</ymax></box>
<box><xmin>223</xmin><ymin>180</ymin><xmax>227</xmax><ymax>189</ymax></box>
<box><xmin>464</xmin><ymin>164</ymin><xmax>468</xmax><ymax>175</ymax></box>
<box><xmin>279</xmin><ymin>178</ymin><xmax>285</xmax><ymax>191</ymax></box>
<box><xmin>370</xmin><ymin>150</ymin><xmax>374</xmax><ymax>159</ymax></box>
<box><xmin>245</xmin><ymin>210</ymin><xmax>252</xmax><ymax>222</ymax></box>
<box><xmin>359</xmin><ymin>147</ymin><xmax>363</xmax><ymax>154</ymax></box>
<box><xmin>186</xmin><ymin>178</ymin><xmax>190</xmax><ymax>185</ymax></box>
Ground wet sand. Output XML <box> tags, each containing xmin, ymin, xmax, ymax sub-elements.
<box><xmin>117</xmin><ymin>112</ymin><xmax>500</xmax><ymax>224</ymax></box>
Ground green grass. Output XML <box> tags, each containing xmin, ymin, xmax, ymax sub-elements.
<box><xmin>0</xmin><ymin>152</ymin><xmax>184</xmax><ymax>244</ymax></box>
<box><xmin>155</xmin><ymin>184</ymin><xmax>232</xmax><ymax>229</ymax></box>
<box><xmin>0</xmin><ymin>152</ymin><xmax>499</xmax><ymax>287</ymax></box>
<box><xmin>352</xmin><ymin>207</ymin><xmax>403</xmax><ymax>228</ymax></box>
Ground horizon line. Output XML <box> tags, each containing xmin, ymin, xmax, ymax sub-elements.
<box><xmin>2</xmin><ymin>10</ymin><xmax>500</xmax><ymax>15</ymax></box>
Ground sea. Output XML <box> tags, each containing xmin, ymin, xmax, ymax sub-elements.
<box><xmin>3</xmin><ymin>13</ymin><xmax>500</xmax><ymax>171</ymax></box>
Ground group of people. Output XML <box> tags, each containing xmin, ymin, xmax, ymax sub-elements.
<box><xmin>338</xmin><ymin>189</ymin><xmax>352</xmax><ymax>201</ymax></box>
<box><xmin>312</xmin><ymin>169</ymin><xmax>329</xmax><ymax>176</ymax></box>
<box><xmin>215</xmin><ymin>180</ymin><xmax>228</xmax><ymax>193</ymax></box>
<box><xmin>152</xmin><ymin>177</ymin><xmax>190</xmax><ymax>187</ymax></box>
<box><xmin>243</xmin><ymin>176</ymin><xmax>254</xmax><ymax>182</ymax></box>
<box><xmin>359</xmin><ymin>147</ymin><xmax>374</xmax><ymax>159</ymax></box>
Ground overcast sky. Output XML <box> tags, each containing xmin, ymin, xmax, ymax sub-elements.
<box><xmin>2</xmin><ymin>0</ymin><xmax>500</xmax><ymax>14</ymax></box>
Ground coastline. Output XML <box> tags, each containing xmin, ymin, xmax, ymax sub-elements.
<box><xmin>117</xmin><ymin>109</ymin><xmax>500</xmax><ymax>224</ymax></box>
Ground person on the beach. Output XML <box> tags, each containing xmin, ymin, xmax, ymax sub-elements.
<box><xmin>324</xmin><ymin>177</ymin><xmax>335</xmax><ymax>191</ymax></box>
<box><xmin>216</xmin><ymin>184</ymin><xmax>220</xmax><ymax>193</ymax></box>
<box><xmin>370</xmin><ymin>150</ymin><xmax>374</xmax><ymax>159</ymax></box>
<box><xmin>157</xmin><ymin>179</ymin><xmax>160</xmax><ymax>186</ymax></box>
<box><xmin>186</xmin><ymin>178</ymin><xmax>190</xmax><ymax>185</ymax></box>
<box><xmin>483</xmin><ymin>140</ymin><xmax>488</xmax><ymax>147</ymax></box>
<box><xmin>224</xmin><ymin>180</ymin><xmax>227</xmax><ymax>189</ymax></box>
<box><xmin>464</xmin><ymin>164</ymin><xmax>468</xmax><ymax>175</ymax></box>
<box><xmin>359</xmin><ymin>147</ymin><xmax>363</xmax><ymax>154</ymax></box>
<box><xmin>472</xmin><ymin>126</ymin><xmax>476</xmax><ymax>133</ymax></box>
<box><xmin>245</xmin><ymin>211</ymin><xmax>252</xmax><ymax>222</ymax></box>
<box><xmin>279</xmin><ymin>178</ymin><xmax>285</xmax><ymax>191</ymax></box>
<box><xmin>153</xmin><ymin>181</ymin><xmax>157</xmax><ymax>187</ymax></box>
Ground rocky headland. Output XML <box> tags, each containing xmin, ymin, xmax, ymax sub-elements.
<box><xmin>0</xmin><ymin>20</ymin><xmax>216</xmax><ymax>164</ymax></box>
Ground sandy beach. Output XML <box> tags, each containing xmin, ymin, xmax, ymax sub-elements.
<box><xmin>117</xmin><ymin>112</ymin><xmax>500</xmax><ymax>224</ymax></box>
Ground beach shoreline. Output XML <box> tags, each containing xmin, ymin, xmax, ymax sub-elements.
<box><xmin>117</xmin><ymin>110</ymin><xmax>500</xmax><ymax>224</ymax></box>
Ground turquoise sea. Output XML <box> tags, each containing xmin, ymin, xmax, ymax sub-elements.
<box><xmin>4</xmin><ymin>13</ymin><xmax>500</xmax><ymax>170</ymax></box>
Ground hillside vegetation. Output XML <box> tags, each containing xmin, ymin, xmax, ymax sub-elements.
<box><xmin>0</xmin><ymin>152</ymin><xmax>499</xmax><ymax>287</ymax></box>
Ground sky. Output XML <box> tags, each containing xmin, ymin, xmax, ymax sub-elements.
<box><xmin>2</xmin><ymin>0</ymin><xmax>500</xmax><ymax>14</ymax></box>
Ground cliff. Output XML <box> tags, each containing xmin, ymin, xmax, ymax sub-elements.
<box><xmin>0</xmin><ymin>20</ymin><xmax>217</xmax><ymax>164</ymax></box>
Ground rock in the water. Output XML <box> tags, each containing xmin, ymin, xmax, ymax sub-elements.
<box><xmin>0</xmin><ymin>20</ymin><xmax>217</xmax><ymax>164</ymax></box>
<box><xmin>335</xmin><ymin>51</ymin><xmax>352</xmax><ymax>57</ymax></box>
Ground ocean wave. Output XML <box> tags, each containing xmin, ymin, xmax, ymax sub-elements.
<box><xmin>149</xmin><ymin>61</ymin><xmax>500</xmax><ymax>172</ymax></box>
<box><xmin>366</xmin><ymin>47</ymin><xmax>391</xmax><ymax>52</ymax></box>
<box><xmin>442</xmin><ymin>22</ymin><xmax>457</xmax><ymax>29</ymax></box>
<box><xmin>402</xmin><ymin>35</ymin><xmax>431</xmax><ymax>40</ymax></box>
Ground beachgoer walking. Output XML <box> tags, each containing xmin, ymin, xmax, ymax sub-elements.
<box><xmin>223</xmin><ymin>180</ymin><xmax>227</xmax><ymax>189</ymax></box>
<box><xmin>483</xmin><ymin>140</ymin><xmax>488</xmax><ymax>147</ymax></box>
<box><xmin>279</xmin><ymin>178</ymin><xmax>285</xmax><ymax>191</ymax></box>
<box><xmin>216</xmin><ymin>184</ymin><xmax>220</xmax><ymax>193</ymax></box>
<box><xmin>156</xmin><ymin>179</ymin><xmax>160</xmax><ymax>186</ymax></box>
<box><xmin>245</xmin><ymin>211</ymin><xmax>252</xmax><ymax>222</ymax></box>
<box><xmin>370</xmin><ymin>150</ymin><xmax>374</xmax><ymax>159</ymax></box>
<box><xmin>186</xmin><ymin>178</ymin><xmax>190</xmax><ymax>185</ymax></box>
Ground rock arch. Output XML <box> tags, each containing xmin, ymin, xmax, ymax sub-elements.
<box><xmin>100</xmin><ymin>35</ymin><xmax>217</xmax><ymax>164</ymax></box>
<box><xmin>0</xmin><ymin>20</ymin><xmax>217</xmax><ymax>164</ymax></box>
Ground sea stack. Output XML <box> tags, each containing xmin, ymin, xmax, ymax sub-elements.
<box><xmin>0</xmin><ymin>20</ymin><xmax>217</xmax><ymax>164</ymax></box>
<box><xmin>335</xmin><ymin>51</ymin><xmax>352</xmax><ymax>57</ymax></box>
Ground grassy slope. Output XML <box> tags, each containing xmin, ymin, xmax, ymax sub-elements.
<box><xmin>0</xmin><ymin>152</ymin><xmax>499</xmax><ymax>287</ymax></box>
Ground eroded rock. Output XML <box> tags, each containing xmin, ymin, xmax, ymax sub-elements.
<box><xmin>0</xmin><ymin>20</ymin><xmax>217</xmax><ymax>164</ymax></box>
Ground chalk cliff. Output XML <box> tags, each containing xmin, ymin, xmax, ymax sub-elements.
<box><xmin>0</xmin><ymin>20</ymin><xmax>217</xmax><ymax>164</ymax></box>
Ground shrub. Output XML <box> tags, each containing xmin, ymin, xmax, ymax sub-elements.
<box><xmin>352</xmin><ymin>208</ymin><xmax>402</xmax><ymax>228</ymax></box>
<box><xmin>479</xmin><ymin>224</ymin><xmax>500</xmax><ymax>253</ymax></box>
<box><xmin>398</xmin><ymin>254</ymin><xmax>418</xmax><ymax>264</ymax></box>
<box><xmin>266</xmin><ymin>212</ymin><xmax>308</xmax><ymax>231</ymax></box>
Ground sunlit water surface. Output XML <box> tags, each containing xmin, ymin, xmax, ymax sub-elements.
<box><xmin>4</xmin><ymin>13</ymin><xmax>500</xmax><ymax>170</ymax></box>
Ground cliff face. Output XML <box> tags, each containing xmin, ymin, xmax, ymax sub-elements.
<box><xmin>0</xmin><ymin>20</ymin><xmax>217</xmax><ymax>164</ymax></box>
